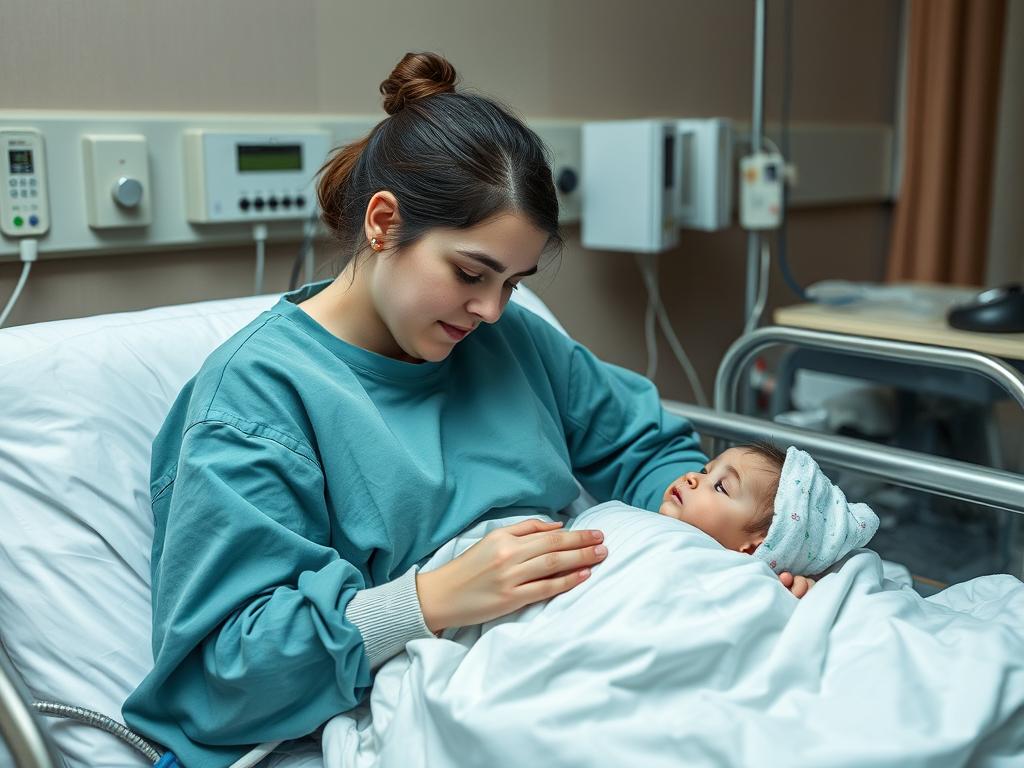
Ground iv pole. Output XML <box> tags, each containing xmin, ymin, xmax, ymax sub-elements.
<box><xmin>745</xmin><ymin>0</ymin><xmax>767</xmax><ymax>328</ymax></box>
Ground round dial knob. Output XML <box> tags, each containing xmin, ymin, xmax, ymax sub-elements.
<box><xmin>556</xmin><ymin>167</ymin><xmax>578</xmax><ymax>195</ymax></box>
<box><xmin>111</xmin><ymin>177</ymin><xmax>143</xmax><ymax>209</ymax></box>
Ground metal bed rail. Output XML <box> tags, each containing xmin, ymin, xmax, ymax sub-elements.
<box><xmin>0</xmin><ymin>650</ymin><xmax>59</xmax><ymax>768</ymax></box>
<box><xmin>663</xmin><ymin>401</ymin><xmax>1024</xmax><ymax>515</ymax></box>
<box><xmin>714</xmin><ymin>326</ymin><xmax>1024</xmax><ymax>415</ymax></box>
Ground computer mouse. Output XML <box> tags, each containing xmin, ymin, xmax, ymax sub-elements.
<box><xmin>947</xmin><ymin>283</ymin><xmax>1024</xmax><ymax>333</ymax></box>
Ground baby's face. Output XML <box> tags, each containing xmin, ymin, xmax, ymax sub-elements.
<box><xmin>658</xmin><ymin>447</ymin><xmax>777</xmax><ymax>553</ymax></box>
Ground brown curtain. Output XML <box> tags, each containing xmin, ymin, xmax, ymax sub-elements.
<box><xmin>888</xmin><ymin>0</ymin><xmax>1007</xmax><ymax>285</ymax></box>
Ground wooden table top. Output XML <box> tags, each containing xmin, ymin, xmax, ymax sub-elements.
<box><xmin>774</xmin><ymin>284</ymin><xmax>1024</xmax><ymax>361</ymax></box>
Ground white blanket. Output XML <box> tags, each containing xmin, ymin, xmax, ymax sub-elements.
<box><xmin>323</xmin><ymin>502</ymin><xmax>1024</xmax><ymax>768</ymax></box>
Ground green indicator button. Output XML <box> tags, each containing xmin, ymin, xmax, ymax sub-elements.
<box><xmin>13</xmin><ymin>216</ymin><xmax>24</xmax><ymax>227</ymax></box>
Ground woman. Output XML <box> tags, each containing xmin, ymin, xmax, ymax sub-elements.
<box><xmin>123</xmin><ymin>52</ymin><xmax>707</xmax><ymax>767</ymax></box>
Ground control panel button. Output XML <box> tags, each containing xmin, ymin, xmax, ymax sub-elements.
<box><xmin>281</xmin><ymin>197</ymin><xmax>293</xmax><ymax>208</ymax></box>
<box><xmin>295</xmin><ymin>195</ymin><xmax>306</xmax><ymax>208</ymax></box>
<box><xmin>253</xmin><ymin>197</ymin><xmax>265</xmax><ymax>210</ymax></box>
<box><xmin>267</xmin><ymin>197</ymin><xmax>279</xmax><ymax>209</ymax></box>
<box><xmin>29</xmin><ymin>215</ymin><xmax>39</xmax><ymax>226</ymax></box>
<box><xmin>239</xmin><ymin>198</ymin><xmax>251</xmax><ymax>211</ymax></box>
<box><xmin>13</xmin><ymin>216</ymin><xmax>23</xmax><ymax>227</ymax></box>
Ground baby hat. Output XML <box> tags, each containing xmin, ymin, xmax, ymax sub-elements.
<box><xmin>753</xmin><ymin>446</ymin><xmax>879</xmax><ymax>576</ymax></box>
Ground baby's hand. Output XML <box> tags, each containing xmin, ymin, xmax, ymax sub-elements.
<box><xmin>778</xmin><ymin>571</ymin><xmax>816</xmax><ymax>598</ymax></box>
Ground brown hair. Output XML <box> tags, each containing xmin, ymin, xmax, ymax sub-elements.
<box><xmin>739</xmin><ymin>441</ymin><xmax>786</xmax><ymax>536</ymax></box>
<box><xmin>316</xmin><ymin>52</ymin><xmax>562</xmax><ymax>270</ymax></box>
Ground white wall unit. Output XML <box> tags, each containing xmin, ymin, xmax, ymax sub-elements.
<box><xmin>0</xmin><ymin>111</ymin><xmax>892</xmax><ymax>263</ymax></box>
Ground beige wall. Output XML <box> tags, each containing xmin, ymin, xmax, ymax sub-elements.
<box><xmin>0</xmin><ymin>0</ymin><xmax>902</xmax><ymax>403</ymax></box>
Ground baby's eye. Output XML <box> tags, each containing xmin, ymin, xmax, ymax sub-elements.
<box><xmin>700</xmin><ymin>466</ymin><xmax>708</xmax><ymax>474</ymax></box>
<box><xmin>714</xmin><ymin>480</ymin><xmax>729</xmax><ymax>496</ymax></box>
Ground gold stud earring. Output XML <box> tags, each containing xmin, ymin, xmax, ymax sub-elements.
<box><xmin>370</xmin><ymin>237</ymin><xmax>383</xmax><ymax>252</ymax></box>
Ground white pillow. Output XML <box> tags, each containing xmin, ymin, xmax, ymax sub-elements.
<box><xmin>0</xmin><ymin>284</ymin><xmax>564</xmax><ymax>767</ymax></box>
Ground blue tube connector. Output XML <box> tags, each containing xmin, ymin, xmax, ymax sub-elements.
<box><xmin>155</xmin><ymin>751</ymin><xmax>182</xmax><ymax>768</ymax></box>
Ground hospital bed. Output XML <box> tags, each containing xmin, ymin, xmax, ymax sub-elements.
<box><xmin>2</xmin><ymin>288</ymin><xmax>1023</xmax><ymax>768</ymax></box>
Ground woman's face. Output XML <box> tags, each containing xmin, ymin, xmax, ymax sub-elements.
<box><xmin>368</xmin><ymin>212</ymin><xmax>549</xmax><ymax>362</ymax></box>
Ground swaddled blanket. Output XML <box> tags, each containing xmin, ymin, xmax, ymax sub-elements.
<box><xmin>323</xmin><ymin>502</ymin><xmax>1024</xmax><ymax>768</ymax></box>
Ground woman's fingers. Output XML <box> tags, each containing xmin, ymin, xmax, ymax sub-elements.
<box><xmin>514</xmin><ymin>567</ymin><xmax>594</xmax><ymax>604</ymax></box>
<box><xmin>515</xmin><ymin>541</ymin><xmax>608</xmax><ymax>583</ymax></box>
<box><xmin>501</xmin><ymin>518</ymin><xmax>564</xmax><ymax>536</ymax></box>
<box><xmin>515</xmin><ymin>527</ymin><xmax>604</xmax><ymax>562</ymax></box>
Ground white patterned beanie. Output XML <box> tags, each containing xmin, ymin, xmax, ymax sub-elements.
<box><xmin>753</xmin><ymin>446</ymin><xmax>879</xmax><ymax>576</ymax></box>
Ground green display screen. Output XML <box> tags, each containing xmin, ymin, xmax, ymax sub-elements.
<box><xmin>237</xmin><ymin>144</ymin><xmax>303</xmax><ymax>172</ymax></box>
<box><xmin>9</xmin><ymin>149</ymin><xmax>33</xmax><ymax>174</ymax></box>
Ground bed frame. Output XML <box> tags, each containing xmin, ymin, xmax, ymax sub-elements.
<box><xmin>4</xmin><ymin>326</ymin><xmax>1024</xmax><ymax>767</ymax></box>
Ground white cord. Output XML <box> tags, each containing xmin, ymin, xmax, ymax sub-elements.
<box><xmin>637</xmin><ymin>254</ymin><xmax>659</xmax><ymax>380</ymax></box>
<box><xmin>743</xmin><ymin>238</ymin><xmax>772</xmax><ymax>336</ymax></box>
<box><xmin>227</xmin><ymin>740</ymin><xmax>283</xmax><ymax>768</ymax></box>
<box><xmin>304</xmin><ymin>242</ymin><xmax>315</xmax><ymax>285</ymax></box>
<box><xmin>739</xmin><ymin>133</ymin><xmax>783</xmax><ymax>157</ymax></box>
<box><xmin>253</xmin><ymin>223</ymin><xmax>268</xmax><ymax>295</ymax></box>
<box><xmin>0</xmin><ymin>239</ymin><xmax>38</xmax><ymax>329</ymax></box>
<box><xmin>304</xmin><ymin>216</ymin><xmax>317</xmax><ymax>285</ymax></box>
<box><xmin>635</xmin><ymin>254</ymin><xmax>709</xmax><ymax>407</ymax></box>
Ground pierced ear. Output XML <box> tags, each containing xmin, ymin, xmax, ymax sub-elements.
<box><xmin>363</xmin><ymin>191</ymin><xmax>402</xmax><ymax>243</ymax></box>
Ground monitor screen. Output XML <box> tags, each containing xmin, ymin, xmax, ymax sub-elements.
<box><xmin>237</xmin><ymin>144</ymin><xmax>303</xmax><ymax>173</ymax></box>
<box><xmin>8</xmin><ymin>149</ymin><xmax>33</xmax><ymax>174</ymax></box>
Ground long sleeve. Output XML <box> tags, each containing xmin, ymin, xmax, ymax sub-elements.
<box><xmin>124</xmin><ymin>416</ymin><xmax>428</xmax><ymax>768</ymax></box>
<box><xmin>562</xmin><ymin>343</ymin><xmax>708</xmax><ymax>511</ymax></box>
<box><xmin>123</xmin><ymin>288</ymin><xmax>708</xmax><ymax>767</ymax></box>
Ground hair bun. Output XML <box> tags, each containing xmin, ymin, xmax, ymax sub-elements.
<box><xmin>380</xmin><ymin>52</ymin><xmax>458</xmax><ymax>115</ymax></box>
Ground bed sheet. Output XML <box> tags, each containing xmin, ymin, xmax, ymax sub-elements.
<box><xmin>323</xmin><ymin>503</ymin><xmax>1024</xmax><ymax>768</ymax></box>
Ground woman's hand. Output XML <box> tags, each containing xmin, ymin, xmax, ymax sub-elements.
<box><xmin>416</xmin><ymin>518</ymin><xmax>608</xmax><ymax>632</ymax></box>
<box><xmin>778</xmin><ymin>571</ymin><xmax>816</xmax><ymax>598</ymax></box>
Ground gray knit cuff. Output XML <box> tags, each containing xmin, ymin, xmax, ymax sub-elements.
<box><xmin>345</xmin><ymin>565</ymin><xmax>434</xmax><ymax>670</ymax></box>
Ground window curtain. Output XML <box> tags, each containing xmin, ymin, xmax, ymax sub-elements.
<box><xmin>887</xmin><ymin>0</ymin><xmax>1007</xmax><ymax>285</ymax></box>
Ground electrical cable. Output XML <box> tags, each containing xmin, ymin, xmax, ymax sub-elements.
<box><xmin>643</xmin><ymin>293</ymin><xmax>658</xmax><ymax>380</ymax></box>
<box><xmin>0</xmin><ymin>238</ymin><xmax>38</xmax><ymax>329</ymax></box>
<box><xmin>635</xmin><ymin>254</ymin><xmax>709</xmax><ymax>407</ymax></box>
<box><xmin>289</xmin><ymin>207</ymin><xmax>322</xmax><ymax>291</ymax></box>
<box><xmin>32</xmin><ymin>700</ymin><xmax>165</xmax><ymax>764</ymax></box>
<box><xmin>304</xmin><ymin>235</ymin><xmax>316</xmax><ymax>286</ymax></box>
<box><xmin>32</xmin><ymin>697</ymin><xmax>272</xmax><ymax>767</ymax></box>
<box><xmin>743</xmin><ymin>238</ymin><xmax>772</xmax><ymax>336</ymax></box>
<box><xmin>637</xmin><ymin>253</ymin><xmax>659</xmax><ymax>380</ymax></box>
<box><xmin>252</xmin><ymin>223</ymin><xmax>268</xmax><ymax>295</ymax></box>
<box><xmin>227</xmin><ymin>740</ymin><xmax>284</xmax><ymax>768</ymax></box>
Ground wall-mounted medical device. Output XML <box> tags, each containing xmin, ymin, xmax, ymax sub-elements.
<box><xmin>82</xmin><ymin>134</ymin><xmax>152</xmax><ymax>229</ymax></box>
<box><xmin>183</xmin><ymin>129</ymin><xmax>331</xmax><ymax>224</ymax></box>
<box><xmin>675</xmin><ymin>119</ymin><xmax>734</xmax><ymax>231</ymax></box>
<box><xmin>1</xmin><ymin>128</ymin><xmax>50</xmax><ymax>238</ymax></box>
<box><xmin>581</xmin><ymin>119</ymin><xmax>679</xmax><ymax>253</ymax></box>
<box><xmin>740</xmin><ymin>151</ymin><xmax>785</xmax><ymax>229</ymax></box>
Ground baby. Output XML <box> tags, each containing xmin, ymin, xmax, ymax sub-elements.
<box><xmin>657</xmin><ymin>442</ymin><xmax>879</xmax><ymax>593</ymax></box>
